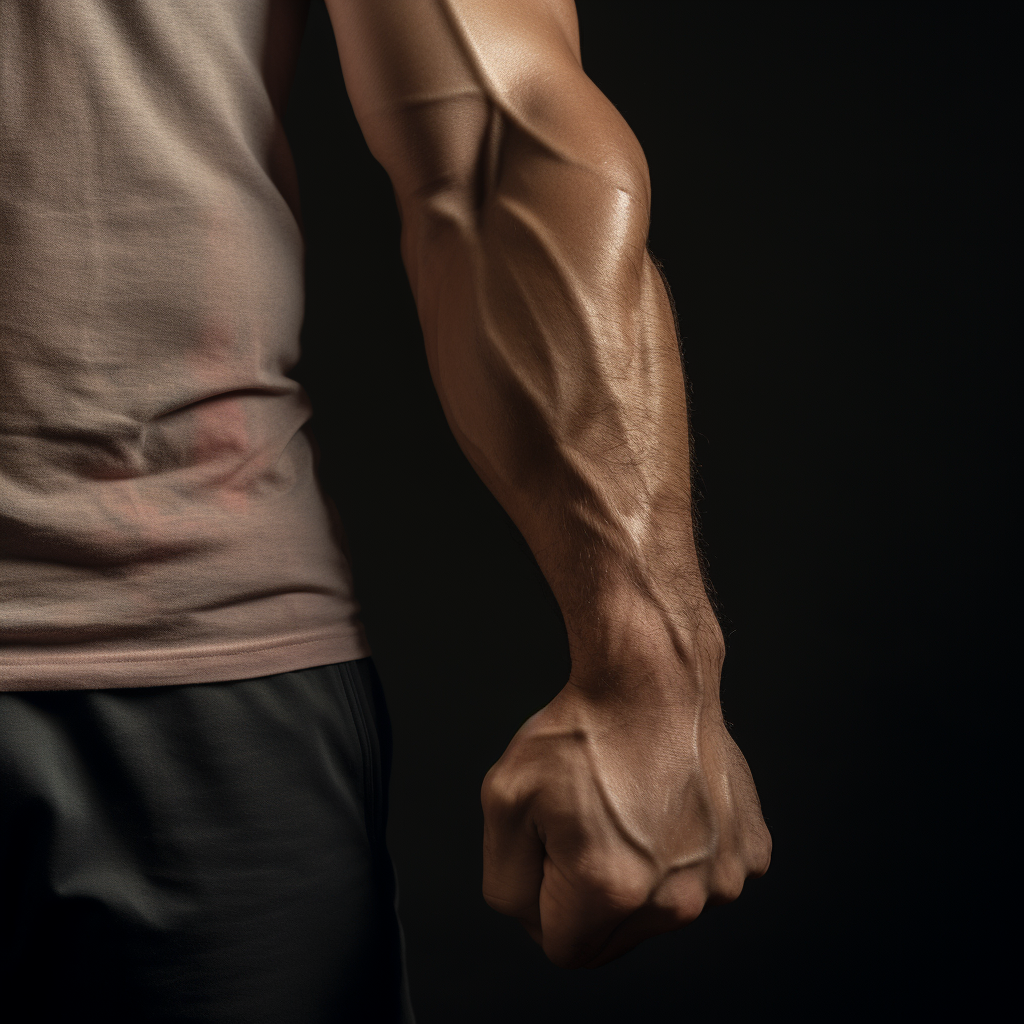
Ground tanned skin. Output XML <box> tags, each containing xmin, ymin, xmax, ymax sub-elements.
<box><xmin>324</xmin><ymin>0</ymin><xmax>771</xmax><ymax>970</ymax></box>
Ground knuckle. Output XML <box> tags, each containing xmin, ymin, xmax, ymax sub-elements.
<box><xmin>654</xmin><ymin>875</ymin><xmax>707</xmax><ymax>924</ymax></box>
<box><xmin>480</xmin><ymin>768</ymin><xmax>518</xmax><ymax>813</ymax></box>
<box><xmin>704</xmin><ymin>856</ymin><xmax>746</xmax><ymax>905</ymax></box>
<box><xmin>717</xmin><ymin>869</ymin><xmax>746</xmax><ymax>903</ymax></box>
<box><xmin>749</xmin><ymin>827</ymin><xmax>773</xmax><ymax>877</ymax></box>
<box><xmin>667</xmin><ymin>889</ymin><xmax>706</xmax><ymax>924</ymax></box>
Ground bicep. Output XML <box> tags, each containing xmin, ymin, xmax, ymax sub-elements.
<box><xmin>322</xmin><ymin>0</ymin><xmax>646</xmax><ymax>210</ymax></box>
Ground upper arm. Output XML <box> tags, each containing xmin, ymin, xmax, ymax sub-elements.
<box><xmin>322</xmin><ymin>0</ymin><xmax>649</xmax><ymax>213</ymax></box>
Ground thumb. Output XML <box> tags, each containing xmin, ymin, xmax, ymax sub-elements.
<box><xmin>481</xmin><ymin>776</ymin><xmax>545</xmax><ymax>934</ymax></box>
<box><xmin>538</xmin><ymin>851</ymin><xmax>645</xmax><ymax>969</ymax></box>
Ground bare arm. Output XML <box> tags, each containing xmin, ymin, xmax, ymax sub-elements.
<box><xmin>325</xmin><ymin>0</ymin><xmax>770</xmax><ymax>969</ymax></box>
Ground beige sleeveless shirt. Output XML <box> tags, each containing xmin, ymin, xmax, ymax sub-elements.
<box><xmin>0</xmin><ymin>0</ymin><xmax>373</xmax><ymax>689</ymax></box>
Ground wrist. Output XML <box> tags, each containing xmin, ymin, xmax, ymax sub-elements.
<box><xmin>564</xmin><ymin>581</ymin><xmax>724</xmax><ymax>705</ymax></box>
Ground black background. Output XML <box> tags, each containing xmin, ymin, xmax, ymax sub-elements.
<box><xmin>284</xmin><ymin>3</ymin><xmax>1015</xmax><ymax>1019</ymax></box>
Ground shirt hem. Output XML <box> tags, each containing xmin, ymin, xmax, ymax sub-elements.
<box><xmin>0</xmin><ymin>628</ymin><xmax>373</xmax><ymax>691</ymax></box>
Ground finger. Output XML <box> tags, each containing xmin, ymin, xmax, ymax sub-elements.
<box><xmin>705</xmin><ymin>861</ymin><xmax>747</xmax><ymax>907</ymax></box>
<box><xmin>538</xmin><ymin>853</ymin><xmax>647</xmax><ymax>969</ymax></box>
<box><xmin>581</xmin><ymin>873</ymin><xmax>708</xmax><ymax>969</ymax></box>
<box><xmin>481</xmin><ymin>778</ymin><xmax>545</xmax><ymax>923</ymax></box>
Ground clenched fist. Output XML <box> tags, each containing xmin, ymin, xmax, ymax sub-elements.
<box><xmin>481</xmin><ymin>636</ymin><xmax>771</xmax><ymax>969</ymax></box>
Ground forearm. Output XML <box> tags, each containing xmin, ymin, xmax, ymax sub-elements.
<box><xmin>322</xmin><ymin>2</ymin><xmax>768</xmax><ymax>962</ymax></box>
<box><xmin>401</xmin><ymin>103</ymin><xmax>720</xmax><ymax>691</ymax></box>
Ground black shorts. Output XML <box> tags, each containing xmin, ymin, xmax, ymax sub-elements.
<box><xmin>0</xmin><ymin>658</ymin><xmax>416</xmax><ymax>1024</ymax></box>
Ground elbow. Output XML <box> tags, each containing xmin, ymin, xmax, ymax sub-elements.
<box><xmin>397</xmin><ymin>75</ymin><xmax>655</xmax><ymax>284</ymax></box>
<box><xmin>409</xmin><ymin>118</ymin><xmax>651</xmax><ymax>249</ymax></box>
<box><xmin>481</xmin><ymin>95</ymin><xmax>652</xmax><ymax>227</ymax></box>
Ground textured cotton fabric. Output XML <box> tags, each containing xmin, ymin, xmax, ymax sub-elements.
<box><xmin>0</xmin><ymin>657</ymin><xmax>416</xmax><ymax>1023</ymax></box>
<box><xmin>0</xmin><ymin>0</ymin><xmax>372</xmax><ymax>690</ymax></box>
